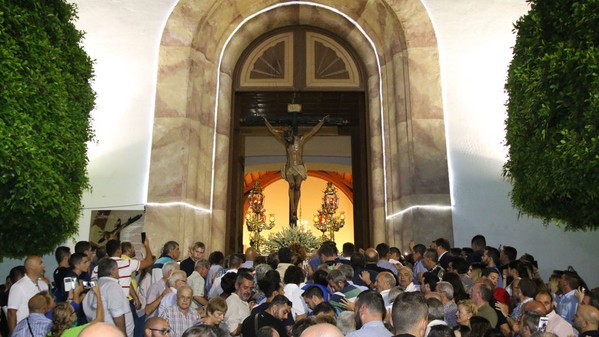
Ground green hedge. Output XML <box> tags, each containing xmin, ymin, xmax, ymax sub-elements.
<box><xmin>0</xmin><ymin>0</ymin><xmax>95</xmax><ymax>257</ymax></box>
<box><xmin>504</xmin><ymin>0</ymin><xmax>599</xmax><ymax>231</ymax></box>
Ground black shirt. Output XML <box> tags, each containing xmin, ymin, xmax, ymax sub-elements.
<box><xmin>242</xmin><ymin>311</ymin><xmax>287</xmax><ymax>337</ymax></box>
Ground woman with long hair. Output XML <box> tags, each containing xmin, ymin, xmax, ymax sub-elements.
<box><xmin>48</xmin><ymin>283</ymin><xmax>104</xmax><ymax>336</ymax></box>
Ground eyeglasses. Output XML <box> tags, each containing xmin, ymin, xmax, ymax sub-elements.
<box><xmin>148</xmin><ymin>328</ymin><xmax>171</xmax><ymax>335</ymax></box>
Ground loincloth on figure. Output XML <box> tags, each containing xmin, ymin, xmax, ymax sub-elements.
<box><xmin>281</xmin><ymin>164</ymin><xmax>308</xmax><ymax>181</ymax></box>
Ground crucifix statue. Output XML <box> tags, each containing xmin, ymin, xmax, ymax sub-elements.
<box><xmin>262</xmin><ymin>113</ymin><xmax>329</xmax><ymax>226</ymax></box>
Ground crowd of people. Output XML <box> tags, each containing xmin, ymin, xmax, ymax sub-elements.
<box><xmin>0</xmin><ymin>234</ymin><xmax>597</xmax><ymax>337</ymax></box>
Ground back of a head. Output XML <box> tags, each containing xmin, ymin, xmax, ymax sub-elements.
<box><xmin>502</xmin><ymin>246</ymin><xmax>517</xmax><ymax>262</ymax></box>
<box><xmin>434</xmin><ymin>238</ymin><xmax>451</xmax><ymax>251</ymax></box>
<box><xmin>257</xmin><ymin>326</ymin><xmax>278</xmax><ymax>337</ymax></box>
<box><xmin>427</xmin><ymin>297</ymin><xmax>445</xmax><ymax>321</ymax></box>
<box><xmin>471</xmin><ymin>235</ymin><xmax>486</xmax><ymax>250</ymax></box>
<box><xmin>469</xmin><ymin>316</ymin><xmax>492</xmax><ymax>337</ymax></box>
<box><xmin>228</xmin><ymin>254</ymin><xmax>244</xmax><ymax>269</ymax></box>
<box><xmin>97</xmin><ymin>257</ymin><xmax>117</xmax><ymax>277</ymax></box>
<box><xmin>300</xmin><ymin>323</ymin><xmax>344</xmax><ymax>337</ymax></box>
<box><xmin>74</xmin><ymin>241</ymin><xmax>91</xmax><ymax>255</ymax></box>
<box><xmin>209</xmin><ymin>251</ymin><xmax>225</xmax><ymax>265</ymax></box>
<box><xmin>278</xmin><ymin>247</ymin><xmax>292</xmax><ymax>263</ymax></box>
<box><xmin>303</xmin><ymin>285</ymin><xmax>325</xmax><ymax>301</ymax></box>
<box><xmin>255</xmin><ymin>263</ymin><xmax>273</xmax><ymax>281</ymax></box>
<box><xmin>284</xmin><ymin>265</ymin><xmax>305</xmax><ymax>285</ymax></box>
<box><xmin>364</xmin><ymin>248</ymin><xmax>379</xmax><ymax>263</ymax></box>
<box><xmin>259</xmin><ymin>270</ymin><xmax>282</xmax><ymax>297</ymax></box>
<box><xmin>55</xmin><ymin>246</ymin><xmax>70</xmax><ymax>264</ymax></box>
<box><xmin>391</xmin><ymin>292</ymin><xmax>428</xmax><ymax>333</ymax></box>
<box><xmin>376</xmin><ymin>243</ymin><xmax>390</xmax><ymax>258</ymax></box>
<box><xmin>423</xmin><ymin>272</ymin><xmax>440</xmax><ymax>290</ymax></box>
<box><xmin>182</xmin><ymin>325</ymin><xmax>228</xmax><ymax>337</ymax></box>
<box><xmin>424</xmin><ymin>248</ymin><xmax>438</xmax><ymax>263</ymax></box>
<box><xmin>338</xmin><ymin>264</ymin><xmax>354</xmax><ymax>281</ymax></box>
<box><xmin>313</xmin><ymin>302</ymin><xmax>336</xmax><ymax>317</ymax></box>
<box><xmin>79</xmin><ymin>322</ymin><xmax>126</xmax><ymax>337</ymax></box>
<box><xmin>319</xmin><ymin>243</ymin><xmax>337</xmax><ymax>258</ymax></box>
<box><xmin>413</xmin><ymin>244</ymin><xmax>427</xmax><ymax>256</ymax></box>
<box><xmin>519</xmin><ymin>278</ymin><xmax>537</xmax><ymax>298</ymax></box>
<box><xmin>28</xmin><ymin>293</ymin><xmax>48</xmax><ymax>313</ymax></box>
<box><xmin>106</xmin><ymin>239</ymin><xmax>121</xmax><ymax>257</ymax></box>
<box><xmin>312</xmin><ymin>269</ymin><xmax>329</xmax><ymax>286</ymax></box>
<box><xmin>292</xmin><ymin>317</ymin><xmax>317</xmax><ymax>337</ymax></box>
<box><xmin>336</xmin><ymin>311</ymin><xmax>356</xmax><ymax>336</ymax></box>
<box><xmin>522</xmin><ymin>311</ymin><xmax>541</xmax><ymax>336</ymax></box>
<box><xmin>221</xmin><ymin>272</ymin><xmax>238</xmax><ymax>295</ymax></box>
<box><xmin>350</xmin><ymin>253</ymin><xmax>365</xmax><ymax>268</ymax></box>
<box><xmin>429</xmin><ymin>325</ymin><xmax>456</xmax><ymax>337</ymax></box>
<box><xmin>342</xmin><ymin>242</ymin><xmax>355</xmax><ymax>256</ymax></box>
<box><xmin>450</xmin><ymin>257</ymin><xmax>470</xmax><ymax>274</ymax></box>
<box><xmin>484</xmin><ymin>247</ymin><xmax>500</xmax><ymax>264</ymax></box>
<box><xmin>121</xmin><ymin>241</ymin><xmax>133</xmax><ymax>254</ymax></box>
<box><xmin>355</xmin><ymin>290</ymin><xmax>386</xmax><ymax>320</ymax></box>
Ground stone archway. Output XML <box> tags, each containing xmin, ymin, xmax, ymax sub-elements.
<box><xmin>146</xmin><ymin>0</ymin><xmax>452</xmax><ymax>254</ymax></box>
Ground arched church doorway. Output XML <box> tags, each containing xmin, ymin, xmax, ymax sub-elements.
<box><xmin>227</xmin><ymin>27</ymin><xmax>371</xmax><ymax>253</ymax></box>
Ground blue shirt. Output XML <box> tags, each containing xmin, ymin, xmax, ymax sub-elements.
<box><xmin>11</xmin><ymin>313</ymin><xmax>52</xmax><ymax>337</ymax></box>
<box><xmin>557</xmin><ymin>290</ymin><xmax>579</xmax><ymax>323</ymax></box>
<box><xmin>346</xmin><ymin>320</ymin><xmax>392</xmax><ymax>337</ymax></box>
<box><xmin>412</xmin><ymin>259</ymin><xmax>427</xmax><ymax>285</ymax></box>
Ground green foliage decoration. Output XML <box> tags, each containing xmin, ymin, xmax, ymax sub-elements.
<box><xmin>0</xmin><ymin>1</ymin><xmax>95</xmax><ymax>257</ymax></box>
<box><xmin>504</xmin><ymin>0</ymin><xmax>599</xmax><ymax>230</ymax></box>
<box><xmin>264</xmin><ymin>226</ymin><xmax>323</xmax><ymax>255</ymax></box>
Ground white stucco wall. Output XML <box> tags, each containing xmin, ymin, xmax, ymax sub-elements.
<box><xmin>1</xmin><ymin>0</ymin><xmax>597</xmax><ymax>287</ymax></box>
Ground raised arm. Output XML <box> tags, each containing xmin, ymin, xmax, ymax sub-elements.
<box><xmin>303</xmin><ymin>115</ymin><xmax>329</xmax><ymax>142</ymax></box>
<box><xmin>262</xmin><ymin>116</ymin><xmax>286</xmax><ymax>145</ymax></box>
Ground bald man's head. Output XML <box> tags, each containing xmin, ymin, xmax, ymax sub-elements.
<box><xmin>79</xmin><ymin>323</ymin><xmax>125</xmax><ymax>337</ymax></box>
<box><xmin>24</xmin><ymin>256</ymin><xmax>45</xmax><ymax>277</ymax></box>
<box><xmin>300</xmin><ymin>323</ymin><xmax>343</xmax><ymax>337</ymax></box>
<box><xmin>574</xmin><ymin>305</ymin><xmax>599</xmax><ymax>332</ymax></box>
<box><xmin>28</xmin><ymin>293</ymin><xmax>48</xmax><ymax>314</ymax></box>
<box><xmin>523</xmin><ymin>300</ymin><xmax>548</xmax><ymax>316</ymax></box>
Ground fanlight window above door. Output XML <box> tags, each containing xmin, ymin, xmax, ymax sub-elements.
<box><xmin>238</xmin><ymin>29</ymin><xmax>362</xmax><ymax>89</ymax></box>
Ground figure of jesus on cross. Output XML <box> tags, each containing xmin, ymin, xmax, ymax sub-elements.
<box><xmin>263</xmin><ymin>114</ymin><xmax>329</xmax><ymax>226</ymax></box>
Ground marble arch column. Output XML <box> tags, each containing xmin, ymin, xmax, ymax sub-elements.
<box><xmin>146</xmin><ymin>0</ymin><xmax>452</xmax><ymax>255</ymax></box>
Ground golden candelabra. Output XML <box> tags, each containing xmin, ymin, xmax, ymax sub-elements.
<box><xmin>313</xmin><ymin>182</ymin><xmax>345</xmax><ymax>242</ymax></box>
<box><xmin>246</xmin><ymin>181</ymin><xmax>275</xmax><ymax>253</ymax></box>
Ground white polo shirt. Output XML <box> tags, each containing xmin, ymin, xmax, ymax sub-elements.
<box><xmin>7</xmin><ymin>274</ymin><xmax>49</xmax><ymax>324</ymax></box>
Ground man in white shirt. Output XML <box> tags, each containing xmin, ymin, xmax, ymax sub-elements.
<box><xmin>375</xmin><ymin>271</ymin><xmax>396</xmax><ymax>307</ymax></box>
<box><xmin>7</xmin><ymin>256</ymin><xmax>49</xmax><ymax>334</ymax></box>
<box><xmin>536</xmin><ymin>290</ymin><xmax>576</xmax><ymax>337</ymax></box>
<box><xmin>224</xmin><ymin>272</ymin><xmax>255</xmax><ymax>336</ymax></box>
<box><xmin>83</xmin><ymin>257</ymin><xmax>134</xmax><ymax>337</ymax></box>
<box><xmin>188</xmin><ymin>259</ymin><xmax>210</xmax><ymax>309</ymax></box>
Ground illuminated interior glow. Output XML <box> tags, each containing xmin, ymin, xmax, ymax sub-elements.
<box><xmin>210</xmin><ymin>1</ymin><xmax>387</xmax><ymax>217</ymax></box>
<box><xmin>386</xmin><ymin>205</ymin><xmax>453</xmax><ymax>220</ymax></box>
<box><xmin>146</xmin><ymin>201</ymin><xmax>210</xmax><ymax>214</ymax></box>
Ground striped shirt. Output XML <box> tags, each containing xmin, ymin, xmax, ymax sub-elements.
<box><xmin>160</xmin><ymin>305</ymin><xmax>200</xmax><ymax>337</ymax></box>
<box><xmin>92</xmin><ymin>257</ymin><xmax>141</xmax><ymax>298</ymax></box>
<box><xmin>11</xmin><ymin>313</ymin><xmax>52</xmax><ymax>337</ymax></box>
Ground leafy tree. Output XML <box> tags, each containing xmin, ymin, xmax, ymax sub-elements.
<box><xmin>504</xmin><ymin>0</ymin><xmax>599</xmax><ymax>231</ymax></box>
<box><xmin>0</xmin><ymin>0</ymin><xmax>95</xmax><ymax>257</ymax></box>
